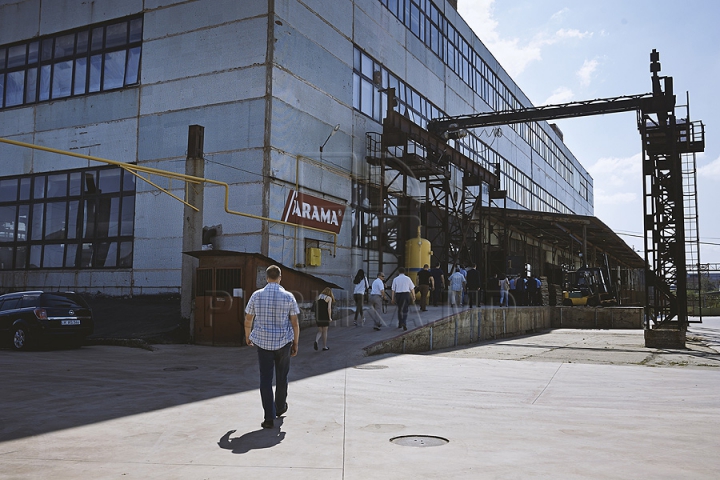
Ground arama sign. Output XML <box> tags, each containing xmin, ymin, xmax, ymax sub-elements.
<box><xmin>281</xmin><ymin>190</ymin><xmax>345</xmax><ymax>234</ymax></box>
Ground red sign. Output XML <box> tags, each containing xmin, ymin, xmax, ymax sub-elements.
<box><xmin>281</xmin><ymin>190</ymin><xmax>345</xmax><ymax>234</ymax></box>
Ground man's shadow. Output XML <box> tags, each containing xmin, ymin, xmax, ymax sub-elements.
<box><xmin>218</xmin><ymin>418</ymin><xmax>286</xmax><ymax>454</ymax></box>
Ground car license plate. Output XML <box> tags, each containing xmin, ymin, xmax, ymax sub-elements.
<box><xmin>61</xmin><ymin>319</ymin><xmax>81</xmax><ymax>326</ymax></box>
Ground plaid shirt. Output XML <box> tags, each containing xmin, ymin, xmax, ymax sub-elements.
<box><xmin>245</xmin><ymin>282</ymin><xmax>300</xmax><ymax>350</ymax></box>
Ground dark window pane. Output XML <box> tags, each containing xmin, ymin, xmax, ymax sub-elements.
<box><xmin>65</xmin><ymin>244</ymin><xmax>78</xmax><ymax>267</ymax></box>
<box><xmin>103</xmin><ymin>50</ymin><xmax>125</xmax><ymax>90</ymax></box>
<box><xmin>0</xmin><ymin>48</ymin><xmax>5</xmax><ymax>69</ymax></box>
<box><xmin>67</xmin><ymin>200</ymin><xmax>79</xmax><ymax>239</ymax></box>
<box><xmin>105</xmin><ymin>22</ymin><xmax>128</xmax><ymax>48</ymax></box>
<box><xmin>41</xmin><ymin>39</ymin><xmax>54</xmax><ymax>61</ymax></box>
<box><xmin>39</xmin><ymin>65</ymin><xmax>51</xmax><ymax>101</ymax></box>
<box><xmin>96</xmin><ymin>241</ymin><xmax>116</xmax><ymax>267</ymax></box>
<box><xmin>69</xmin><ymin>172</ymin><xmax>82</xmax><ymax>196</ymax></box>
<box><xmin>83</xmin><ymin>199</ymin><xmax>96</xmax><ymax>237</ymax></box>
<box><xmin>52</xmin><ymin>60</ymin><xmax>73</xmax><ymax>98</ymax></box>
<box><xmin>6</xmin><ymin>71</ymin><xmax>25</xmax><ymax>106</ymax></box>
<box><xmin>80</xmin><ymin>243</ymin><xmax>93</xmax><ymax>267</ymax></box>
<box><xmin>29</xmin><ymin>244</ymin><xmax>41</xmax><ymax>268</ymax></box>
<box><xmin>76</xmin><ymin>31</ymin><xmax>89</xmax><ymax>54</ymax></box>
<box><xmin>43</xmin><ymin>244</ymin><xmax>64</xmax><ymax>267</ymax></box>
<box><xmin>17</xmin><ymin>204</ymin><xmax>28</xmax><ymax>241</ymax></box>
<box><xmin>89</xmin><ymin>54</ymin><xmax>101</xmax><ymax>92</ymax></box>
<box><xmin>118</xmin><ymin>241</ymin><xmax>132</xmax><ymax>267</ymax></box>
<box><xmin>120</xmin><ymin>196</ymin><xmax>134</xmax><ymax>235</ymax></box>
<box><xmin>45</xmin><ymin>201</ymin><xmax>67</xmax><ymax>240</ymax></box>
<box><xmin>98</xmin><ymin>169</ymin><xmax>121</xmax><ymax>193</ymax></box>
<box><xmin>20</xmin><ymin>178</ymin><xmax>30</xmax><ymax>200</ymax></box>
<box><xmin>0</xmin><ymin>179</ymin><xmax>18</xmax><ymax>202</ymax></box>
<box><xmin>107</xmin><ymin>197</ymin><xmax>119</xmax><ymax>236</ymax></box>
<box><xmin>74</xmin><ymin>58</ymin><xmax>87</xmax><ymax>94</ymax></box>
<box><xmin>125</xmin><ymin>46</ymin><xmax>140</xmax><ymax>85</ymax></box>
<box><xmin>122</xmin><ymin>169</ymin><xmax>136</xmax><ymax>191</ymax></box>
<box><xmin>47</xmin><ymin>173</ymin><xmax>68</xmax><ymax>197</ymax></box>
<box><xmin>0</xmin><ymin>74</ymin><xmax>4</xmax><ymax>105</ymax></box>
<box><xmin>8</xmin><ymin>44</ymin><xmax>26</xmax><ymax>68</ymax></box>
<box><xmin>25</xmin><ymin>67</ymin><xmax>37</xmax><ymax>103</ymax></box>
<box><xmin>96</xmin><ymin>197</ymin><xmax>111</xmax><ymax>236</ymax></box>
<box><xmin>31</xmin><ymin>204</ymin><xmax>44</xmax><ymax>240</ymax></box>
<box><xmin>0</xmin><ymin>205</ymin><xmax>17</xmax><ymax>242</ymax></box>
<box><xmin>55</xmin><ymin>34</ymin><xmax>75</xmax><ymax>58</ymax></box>
<box><xmin>28</xmin><ymin>41</ymin><xmax>39</xmax><ymax>63</ymax></box>
<box><xmin>15</xmin><ymin>246</ymin><xmax>27</xmax><ymax>268</ymax></box>
<box><xmin>84</xmin><ymin>172</ymin><xmax>97</xmax><ymax>193</ymax></box>
<box><xmin>0</xmin><ymin>247</ymin><xmax>12</xmax><ymax>270</ymax></box>
<box><xmin>129</xmin><ymin>18</ymin><xmax>143</xmax><ymax>43</ymax></box>
<box><xmin>91</xmin><ymin>27</ymin><xmax>104</xmax><ymax>51</ymax></box>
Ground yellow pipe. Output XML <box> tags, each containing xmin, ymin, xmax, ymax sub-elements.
<box><xmin>0</xmin><ymin>137</ymin><xmax>337</xmax><ymax>254</ymax></box>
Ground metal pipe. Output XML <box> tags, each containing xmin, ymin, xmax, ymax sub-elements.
<box><xmin>0</xmin><ymin>137</ymin><xmax>338</xmax><ymax>254</ymax></box>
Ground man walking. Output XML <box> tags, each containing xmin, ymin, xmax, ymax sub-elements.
<box><xmin>448</xmin><ymin>267</ymin><xmax>466</xmax><ymax>310</ymax></box>
<box><xmin>416</xmin><ymin>264</ymin><xmax>434</xmax><ymax>311</ymax></box>
<box><xmin>429</xmin><ymin>263</ymin><xmax>445</xmax><ymax>306</ymax></box>
<box><xmin>368</xmin><ymin>272</ymin><xmax>388</xmax><ymax>331</ymax></box>
<box><xmin>391</xmin><ymin>267</ymin><xmax>415</xmax><ymax>331</ymax></box>
<box><xmin>244</xmin><ymin>265</ymin><xmax>300</xmax><ymax>429</ymax></box>
<box><xmin>466</xmin><ymin>263</ymin><xmax>481</xmax><ymax>308</ymax></box>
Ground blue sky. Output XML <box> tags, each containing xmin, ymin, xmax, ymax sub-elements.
<box><xmin>458</xmin><ymin>0</ymin><xmax>720</xmax><ymax>264</ymax></box>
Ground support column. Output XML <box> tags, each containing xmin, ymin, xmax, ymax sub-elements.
<box><xmin>182</xmin><ymin>125</ymin><xmax>205</xmax><ymax>341</ymax></box>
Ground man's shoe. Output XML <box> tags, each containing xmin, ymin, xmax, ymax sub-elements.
<box><xmin>261</xmin><ymin>419</ymin><xmax>274</xmax><ymax>429</ymax></box>
<box><xmin>314</xmin><ymin>341</ymin><xmax>318</xmax><ymax>351</ymax></box>
<box><xmin>276</xmin><ymin>403</ymin><xmax>288</xmax><ymax>417</ymax></box>
<box><xmin>403</xmin><ymin>325</ymin><xmax>407</xmax><ymax>331</ymax></box>
<box><xmin>373</xmin><ymin>326</ymin><xmax>381</xmax><ymax>331</ymax></box>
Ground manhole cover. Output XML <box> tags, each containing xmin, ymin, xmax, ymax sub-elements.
<box><xmin>390</xmin><ymin>435</ymin><xmax>449</xmax><ymax>447</ymax></box>
<box><xmin>163</xmin><ymin>366</ymin><xmax>198</xmax><ymax>371</ymax></box>
<box><xmin>353</xmin><ymin>365</ymin><xmax>389</xmax><ymax>370</ymax></box>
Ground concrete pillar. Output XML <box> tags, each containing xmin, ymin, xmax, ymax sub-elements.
<box><xmin>181</xmin><ymin>125</ymin><xmax>205</xmax><ymax>341</ymax></box>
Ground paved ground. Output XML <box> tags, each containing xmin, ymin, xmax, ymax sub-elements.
<box><xmin>1</xmin><ymin>306</ymin><xmax>719</xmax><ymax>479</ymax></box>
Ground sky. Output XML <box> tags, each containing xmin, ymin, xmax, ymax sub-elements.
<box><xmin>457</xmin><ymin>0</ymin><xmax>720</xmax><ymax>265</ymax></box>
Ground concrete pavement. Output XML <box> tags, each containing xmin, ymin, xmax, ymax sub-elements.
<box><xmin>1</xmin><ymin>306</ymin><xmax>719</xmax><ymax>479</ymax></box>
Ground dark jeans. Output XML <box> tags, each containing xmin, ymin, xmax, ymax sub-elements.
<box><xmin>353</xmin><ymin>293</ymin><xmax>364</xmax><ymax>320</ymax></box>
<box><xmin>396</xmin><ymin>292</ymin><xmax>410</xmax><ymax>326</ymax></box>
<box><xmin>467</xmin><ymin>288</ymin><xmax>479</xmax><ymax>307</ymax></box>
<box><xmin>257</xmin><ymin>342</ymin><xmax>292</xmax><ymax>421</ymax></box>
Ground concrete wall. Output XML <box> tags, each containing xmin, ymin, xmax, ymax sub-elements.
<box><xmin>365</xmin><ymin>306</ymin><xmax>643</xmax><ymax>355</ymax></box>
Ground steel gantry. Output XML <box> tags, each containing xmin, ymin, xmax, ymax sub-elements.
<box><xmin>428</xmin><ymin>49</ymin><xmax>705</xmax><ymax>330</ymax></box>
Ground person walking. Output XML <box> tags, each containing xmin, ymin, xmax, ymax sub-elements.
<box><xmin>391</xmin><ymin>267</ymin><xmax>415</xmax><ymax>331</ymax></box>
<box><xmin>368</xmin><ymin>272</ymin><xmax>388</xmax><ymax>331</ymax></box>
<box><xmin>244</xmin><ymin>265</ymin><xmax>300</xmax><ymax>429</ymax></box>
<box><xmin>429</xmin><ymin>263</ymin><xmax>445</xmax><ymax>306</ymax></box>
<box><xmin>313</xmin><ymin>287</ymin><xmax>334</xmax><ymax>351</ymax></box>
<box><xmin>499</xmin><ymin>274</ymin><xmax>510</xmax><ymax>307</ymax></box>
<box><xmin>448</xmin><ymin>267</ymin><xmax>466</xmax><ymax>310</ymax></box>
<box><xmin>466</xmin><ymin>263</ymin><xmax>481</xmax><ymax>308</ymax></box>
<box><xmin>416</xmin><ymin>264</ymin><xmax>434</xmax><ymax>311</ymax></box>
<box><xmin>352</xmin><ymin>269</ymin><xmax>369</xmax><ymax>326</ymax></box>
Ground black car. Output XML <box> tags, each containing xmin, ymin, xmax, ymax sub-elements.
<box><xmin>0</xmin><ymin>291</ymin><xmax>94</xmax><ymax>350</ymax></box>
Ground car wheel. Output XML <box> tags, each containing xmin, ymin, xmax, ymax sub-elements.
<box><xmin>562</xmin><ymin>299</ymin><xmax>573</xmax><ymax>306</ymax></box>
<box><xmin>12</xmin><ymin>325</ymin><xmax>30</xmax><ymax>351</ymax></box>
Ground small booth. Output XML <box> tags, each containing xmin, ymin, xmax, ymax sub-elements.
<box><xmin>183</xmin><ymin>250</ymin><xmax>341</xmax><ymax>346</ymax></box>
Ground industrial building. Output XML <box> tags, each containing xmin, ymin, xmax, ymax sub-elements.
<box><xmin>0</xmin><ymin>0</ymin><xmax>642</xmax><ymax>336</ymax></box>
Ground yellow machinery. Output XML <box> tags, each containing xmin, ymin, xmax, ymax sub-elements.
<box><xmin>405</xmin><ymin>228</ymin><xmax>432</xmax><ymax>302</ymax></box>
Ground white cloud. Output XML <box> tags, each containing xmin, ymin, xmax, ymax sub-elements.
<box><xmin>543</xmin><ymin>87</ymin><xmax>574</xmax><ymax>105</ymax></box>
<box><xmin>698</xmin><ymin>155</ymin><xmax>720</xmax><ymax>179</ymax></box>
<box><xmin>550</xmin><ymin>8</ymin><xmax>569</xmax><ymax>21</ymax></box>
<box><xmin>577</xmin><ymin>58</ymin><xmax>599</xmax><ymax>86</ymax></box>
<box><xmin>458</xmin><ymin>1</ymin><xmax>593</xmax><ymax>77</ymax></box>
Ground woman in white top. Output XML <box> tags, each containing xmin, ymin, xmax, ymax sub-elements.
<box><xmin>352</xmin><ymin>269</ymin><xmax>369</xmax><ymax>326</ymax></box>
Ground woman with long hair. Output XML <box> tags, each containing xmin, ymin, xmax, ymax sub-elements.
<box><xmin>352</xmin><ymin>269</ymin><xmax>369</xmax><ymax>326</ymax></box>
<box><xmin>314</xmin><ymin>287</ymin><xmax>334</xmax><ymax>351</ymax></box>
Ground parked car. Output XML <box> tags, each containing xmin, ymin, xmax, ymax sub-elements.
<box><xmin>0</xmin><ymin>291</ymin><xmax>94</xmax><ymax>350</ymax></box>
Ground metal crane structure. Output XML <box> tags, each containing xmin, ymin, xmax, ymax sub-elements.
<box><xmin>428</xmin><ymin>49</ymin><xmax>705</xmax><ymax>331</ymax></box>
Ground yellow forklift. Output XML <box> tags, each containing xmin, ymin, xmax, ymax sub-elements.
<box><xmin>562</xmin><ymin>266</ymin><xmax>618</xmax><ymax>307</ymax></box>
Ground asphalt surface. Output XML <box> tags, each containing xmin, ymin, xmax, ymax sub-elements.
<box><xmin>1</xmin><ymin>305</ymin><xmax>719</xmax><ymax>479</ymax></box>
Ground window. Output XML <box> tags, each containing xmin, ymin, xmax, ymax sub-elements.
<box><xmin>0</xmin><ymin>14</ymin><xmax>142</xmax><ymax>110</ymax></box>
<box><xmin>0</xmin><ymin>166</ymin><xmax>135</xmax><ymax>270</ymax></box>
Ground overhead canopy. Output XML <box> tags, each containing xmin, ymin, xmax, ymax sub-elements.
<box><xmin>479</xmin><ymin>207</ymin><xmax>645</xmax><ymax>269</ymax></box>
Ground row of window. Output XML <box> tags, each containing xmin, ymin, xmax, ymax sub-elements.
<box><xmin>379</xmin><ymin>0</ymin><xmax>588</xmax><ymax>193</ymax></box>
<box><xmin>353</xmin><ymin>46</ymin><xmax>570</xmax><ymax>217</ymax></box>
<box><xmin>0</xmin><ymin>15</ymin><xmax>142</xmax><ymax>109</ymax></box>
<box><xmin>0</xmin><ymin>166</ymin><xmax>135</xmax><ymax>270</ymax></box>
